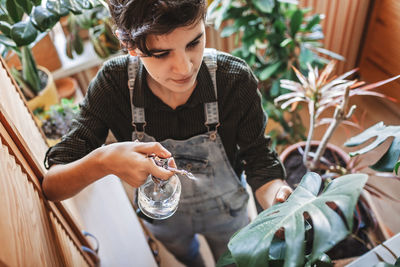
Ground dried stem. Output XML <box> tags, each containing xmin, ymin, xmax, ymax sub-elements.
<box><xmin>303</xmin><ymin>101</ymin><xmax>316</xmax><ymax>169</ymax></box>
<box><xmin>310</xmin><ymin>86</ymin><xmax>356</xmax><ymax>169</ymax></box>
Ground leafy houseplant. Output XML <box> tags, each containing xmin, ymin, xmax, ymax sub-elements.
<box><xmin>217</xmin><ymin>172</ymin><xmax>368</xmax><ymax>267</ymax></box>
<box><xmin>207</xmin><ymin>0</ymin><xmax>344</xmax><ymax>148</ymax></box>
<box><xmin>34</xmin><ymin>98</ymin><xmax>79</xmax><ymax>143</ymax></box>
<box><xmin>64</xmin><ymin>4</ymin><xmax>120</xmax><ymax>59</ymax></box>
<box><xmin>0</xmin><ymin>0</ymin><xmax>101</xmax><ymax>103</ymax></box>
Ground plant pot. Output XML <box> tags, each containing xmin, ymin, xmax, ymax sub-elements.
<box><xmin>280</xmin><ymin>141</ymin><xmax>350</xmax><ymax>189</ymax></box>
<box><xmin>6</xmin><ymin>34</ymin><xmax>61</xmax><ymax>72</ymax></box>
<box><xmin>55</xmin><ymin>77</ymin><xmax>78</xmax><ymax>100</ymax></box>
<box><xmin>27</xmin><ymin>66</ymin><xmax>59</xmax><ymax>112</ymax></box>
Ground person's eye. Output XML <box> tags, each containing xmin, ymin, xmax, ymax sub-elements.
<box><xmin>187</xmin><ymin>40</ymin><xmax>200</xmax><ymax>49</ymax></box>
<box><xmin>153</xmin><ymin>52</ymin><xmax>169</xmax><ymax>59</ymax></box>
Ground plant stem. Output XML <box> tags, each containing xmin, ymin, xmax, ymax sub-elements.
<box><xmin>311</xmin><ymin>86</ymin><xmax>355</xmax><ymax>169</ymax></box>
<box><xmin>311</xmin><ymin>106</ymin><xmax>341</xmax><ymax>169</ymax></box>
<box><xmin>303</xmin><ymin>101</ymin><xmax>316</xmax><ymax>169</ymax></box>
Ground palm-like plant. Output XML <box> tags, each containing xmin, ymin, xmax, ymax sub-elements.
<box><xmin>275</xmin><ymin>60</ymin><xmax>400</xmax><ymax>170</ymax></box>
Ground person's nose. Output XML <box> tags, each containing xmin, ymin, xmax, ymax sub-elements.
<box><xmin>172</xmin><ymin>51</ymin><xmax>193</xmax><ymax>76</ymax></box>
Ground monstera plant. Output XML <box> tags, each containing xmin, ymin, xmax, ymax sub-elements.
<box><xmin>0</xmin><ymin>0</ymin><xmax>100</xmax><ymax>99</ymax></box>
<box><xmin>217</xmin><ymin>172</ymin><xmax>368</xmax><ymax>267</ymax></box>
<box><xmin>345</xmin><ymin>122</ymin><xmax>400</xmax><ymax>175</ymax></box>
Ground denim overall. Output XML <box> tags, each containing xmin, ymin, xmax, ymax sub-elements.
<box><xmin>128</xmin><ymin>49</ymin><xmax>249</xmax><ymax>266</ymax></box>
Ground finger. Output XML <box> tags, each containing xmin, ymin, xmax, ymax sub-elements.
<box><xmin>146</xmin><ymin>158</ymin><xmax>174</xmax><ymax>180</ymax></box>
<box><xmin>275</xmin><ymin>186</ymin><xmax>293</xmax><ymax>203</ymax></box>
<box><xmin>167</xmin><ymin>157</ymin><xmax>177</xmax><ymax>168</ymax></box>
<box><xmin>134</xmin><ymin>142</ymin><xmax>171</xmax><ymax>158</ymax></box>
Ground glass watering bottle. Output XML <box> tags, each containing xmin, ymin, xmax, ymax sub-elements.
<box><xmin>138</xmin><ymin>157</ymin><xmax>182</xmax><ymax>220</ymax></box>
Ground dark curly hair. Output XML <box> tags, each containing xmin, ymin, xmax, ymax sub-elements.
<box><xmin>107</xmin><ymin>0</ymin><xmax>207</xmax><ymax>56</ymax></box>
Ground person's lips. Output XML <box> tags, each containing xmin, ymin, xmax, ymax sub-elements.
<box><xmin>172</xmin><ymin>75</ymin><xmax>192</xmax><ymax>84</ymax></box>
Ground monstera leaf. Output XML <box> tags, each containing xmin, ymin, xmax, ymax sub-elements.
<box><xmin>217</xmin><ymin>172</ymin><xmax>368</xmax><ymax>267</ymax></box>
<box><xmin>345</xmin><ymin>122</ymin><xmax>400</xmax><ymax>172</ymax></box>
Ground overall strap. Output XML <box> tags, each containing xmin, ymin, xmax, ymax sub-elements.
<box><xmin>203</xmin><ymin>48</ymin><xmax>220</xmax><ymax>139</ymax></box>
<box><xmin>128</xmin><ymin>56</ymin><xmax>146</xmax><ymax>140</ymax></box>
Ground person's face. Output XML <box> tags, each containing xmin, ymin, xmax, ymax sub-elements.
<box><xmin>131</xmin><ymin>19</ymin><xmax>206</xmax><ymax>96</ymax></box>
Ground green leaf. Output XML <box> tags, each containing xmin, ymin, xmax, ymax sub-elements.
<box><xmin>32</xmin><ymin>0</ymin><xmax>41</xmax><ymax>6</ymax></box>
<box><xmin>6</xmin><ymin>0</ymin><xmax>23</xmax><ymax>23</ymax></box>
<box><xmin>345</xmin><ymin>122</ymin><xmax>400</xmax><ymax>172</ymax></box>
<box><xmin>15</xmin><ymin>0</ymin><xmax>33</xmax><ymax>14</ymax></box>
<box><xmin>220</xmin><ymin>25</ymin><xmax>238</xmax><ymax>38</ymax></box>
<box><xmin>226</xmin><ymin>172</ymin><xmax>368</xmax><ymax>267</ymax></box>
<box><xmin>270</xmin><ymin>80</ymin><xmax>280</xmax><ymax>97</ymax></box>
<box><xmin>290</xmin><ymin>9</ymin><xmax>303</xmax><ymax>37</ymax></box>
<box><xmin>216</xmin><ymin>250</ymin><xmax>236</xmax><ymax>267</ymax></box>
<box><xmin>0</xmin><ymin>34</ymin><xmax>16</xmax><ymax>47</ymax></box>
<box><xmin>252</xmin><ymin>0</ymin><xmax>274</xmax><ymax>13</ymax></box>
<box><xmin>305</xmin><ymin>14</ymin><xmax>321</xmax><ymax>31</ymax></box>
<box><xmin>21</xmin><ymin>46</ymin><xmax>41</xmax><ymax>93</ymax></box>
<box><xmin>72</xmin><ymin>32</ymin><xmax>84</xmax><ymax>54</ymax></box>
<box><xmin>46</xmin><ymin>0</ymin><xmax>70</xmax><ymax>17</ymax></box>
<box><xmin>30</xmin><ymin>6</ymin><xmax>60</xmax><ymax>32</ymax></box>
<box><xmin>75</xmin><ymin>0</ymin><xmax>93</xmax><ymax>9</ymax></box>
<box><xmin>259</xmin><ymin>62</ymin><xmax>282</xmax><ymax>81</ymax></box>
<box><xmin>395</xmin><ymin>161</ymin><xmax>400</xmax><ymax>176</ymax></box>
<box><xmin>10</xmin><ymin>20</ymin><xmax>38</xmax><ymax>46</ymax></box>
<box><xmin>0</xmin><ymin>20</ymin><xmax>12</xmax><ymax>36</ymax></box>
<box><xmin>61</xmin><ymin>0</ymin><xmax>83</xmax><ymax>14</ymax></box>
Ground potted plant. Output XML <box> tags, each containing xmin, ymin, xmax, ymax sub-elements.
<box><xmin>217</xmin><ymin>171</ymin><xmax>369</xmax><ymax>267</ymax></box>
<box><xmin>0</xmin><ymin>0</ymin><xmax>98</xmax><ymax>111</ymax></box>
<box><xmin>34</xmin><ymin>98</ymin><xmax>80</xmax><ymax>146</ymax></box>
<box><xmin>216</xmin><ymin>124</ymin><xmax>400</xmax><ymax>267</ymax></box>
<box><xmin>63</xmin><ymin>4</ymin><xmax>120</xmax><ymax>59</ymax></box>
<box><xmin>207</xmin><ymin>0</ymin><xmax>344</xmax><ymax>148</ymax></box>
<box><xmin>274</xmin><ymin>60</ymin><xmax>400</xmax><ymax>187</ymax></box>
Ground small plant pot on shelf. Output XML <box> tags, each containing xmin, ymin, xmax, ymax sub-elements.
<box><xmin>27</xmin><ymin>66</ymin><xmax>59</xmax><ymax>112</ymax></box>
<box><xmin>55</xmin><ymin>77</ymin><xmax>78</xmax><ymax>100</ymax></box>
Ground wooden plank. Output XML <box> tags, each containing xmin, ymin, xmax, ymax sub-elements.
<box><xmin>0</xmin><ymin>129</ymin><xmax>62</xmax><ymax>266</ymax></box>
<box><xmin>0</xmin><ymin>122</ymin><xmax>96</xmax><ymax>266</ymax></box>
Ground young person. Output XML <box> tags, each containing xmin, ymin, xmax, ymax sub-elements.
<box><xmin>43</xmin><ymin>0</ymin><xmax>292</xmax><ymax>266</ymax></box>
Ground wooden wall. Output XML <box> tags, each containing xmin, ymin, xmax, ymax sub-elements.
<box><xmin>0</xmin><ymin>58</ymin><xmax>97</xmax><ymax>266</ymax></box>
<box><xmin>358</xmin><ymin>0</ymin><xmax>400</xmax><ymax>109</ymax></box>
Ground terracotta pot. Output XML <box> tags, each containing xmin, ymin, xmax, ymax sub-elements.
<box><xmin>27</xmin><ymin>66</ymin><xmax>59</xmax><ymax>112</ymax></box>
<box><xmin>55</xmin><ymin>77</ymin><xmax>78</xmax><ymax>100</ymax></box>
<box><xmin>280</xmin><ymin>141</ymin><xmax>350</xmax><ymax>165</ymax></box>
<box><xmin>280</xmin><ymin>141</ymin><xmax>350</xmax><ymax>189</ymax></box>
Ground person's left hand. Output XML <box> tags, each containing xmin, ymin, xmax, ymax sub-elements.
<box><xmin>255</xmin><ymin>179</ymin><xmax>293</xmax><ymax>210</ymax></box>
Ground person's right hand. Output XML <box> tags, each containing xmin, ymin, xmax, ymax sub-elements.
<box><xmin>97</xmin><ymin>141</ymin><xmax>175</xmax><ymax>187</ymax></box>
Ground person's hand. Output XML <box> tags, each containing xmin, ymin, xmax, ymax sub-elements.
<box><xmin>255</xmin><ymin>179</ymin><xmax>293</xmax><ymax>210</ymax></box>
<box><xmin>97</xmin><ymin>141</ymin><xmax>175</xmax><ymax>187</ymax></box>
<box><xmin>255</xmin><ymin>179</ymin><xmax>292</xmax><ymax>240</ymax></box>
<box><xmin>272</xmin><ymin>183</ymin><xmax>292</xmax><ymax>205</ymax></box>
